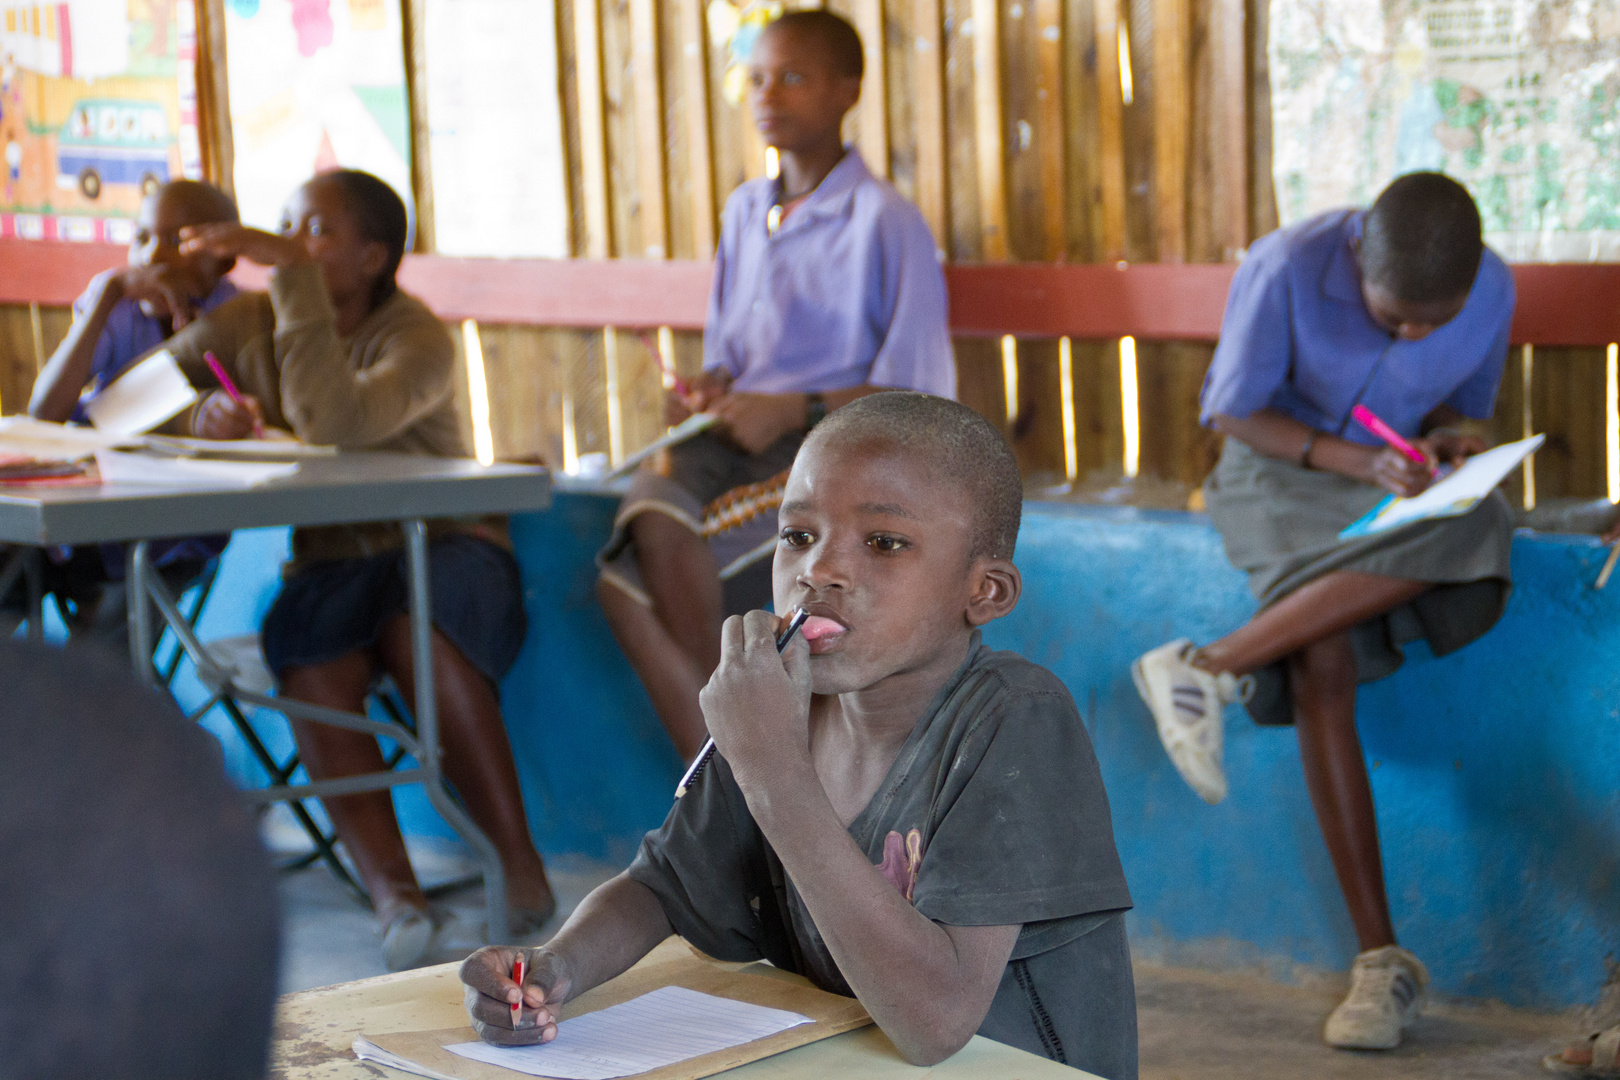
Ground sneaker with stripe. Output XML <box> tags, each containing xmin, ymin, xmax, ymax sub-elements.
<box><xmin>1131</xmin><ymin>638</ymin><xmax>1253</xmax><ymax>805</ymax></box>
<box><xmin>1324</xmin><ymin>945</ymin><xmax>1429</xmax><ymax>1050</ymax></box>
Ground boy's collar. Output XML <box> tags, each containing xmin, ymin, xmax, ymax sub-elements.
<box><xmin>774</xmin><ymin>146</ymin><xmax>870</xmax><ymax>223</ymax></box>
<box><xmin>1322</xmin><ymin>209</ymin><xmax>1367</xmax><ymax>306</ymax></box>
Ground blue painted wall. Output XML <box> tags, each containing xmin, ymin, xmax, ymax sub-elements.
<box><xmin>190</xmin><ymin>496</ymin><xmax>1620</xmax><ymax>1010</ymax></box>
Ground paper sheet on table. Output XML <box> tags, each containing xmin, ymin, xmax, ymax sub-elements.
<box><xmin>606</xmin><ymin>413</ymin><xmax>719</xmax><ymax>481</ymax></box>
<box><xmin>94</xmin><ymin>450</ymin><xmax>299</xmax><ymax>488</ymax></box>
<box><xmin>1340</xmin><ymin>434</ymin><xmax>1545</xmax><ymax>539</ymax></box>
<box><xmin>0</xmin><ymin>417</ymin><xmax>138</xmax><ymax>461</ymax></box>
<box><xmin>443</xmin><ymin>987</ymin><xmax>812</xmax><ymax>1079</ymax></box>
<box><xmin>84</xmin><ymin>350</ymin><xmax>200</xmax><ymax>436</ymax></box>
<box><xmin>143</xmin><ymin>434</ymin><xmax>338</xmax><ymax>459</ymax></box>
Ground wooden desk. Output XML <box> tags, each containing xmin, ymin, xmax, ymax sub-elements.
<box><xmin>272</xmin><ymin>939</ymin><xmax>1096</xmax><ymax>1079</ymax></box>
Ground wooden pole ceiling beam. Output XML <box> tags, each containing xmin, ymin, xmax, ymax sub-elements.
<box><xmin>1151</xmin><ymin>0</ymin><xmax>1188</xmax><ymax>261</ymax></box>
<box><xmin>629</xmin><ymin>0</ymin><xmax>670</xmax><ymax>258</ymax></box>
<box><xmin>910</xmin><ymin>0</ymin><xmax>949</xmax><ymax>255</ymax></box>
<box><xmin>971</xmin><ymin>0</ymin><xmax>1010</xmax><ymax>260</ymax></box>
<box><xmin>1091</xmin><ymin>0</ymin><xmax>1127</xmax><ymax>261</ymax></box>
<box><xmin>574</xmin><ymin>0</ymin><xmax>614</xmax><ymax>258</ymax></box>
<box><xmin>676</xmin><ymin>0</ymin><xmax>717</xmax><ymax>259</ymax></box>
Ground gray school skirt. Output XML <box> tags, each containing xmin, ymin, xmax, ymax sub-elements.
<box><xmin>1205</xmin><ymin>438</ymin><xmax>1514</xmax><ymax>726</ymax></box>
<box><xmin>598</xmin><ymin>430</ymin><xmax>802</xmax><ymax>616</ymax></box>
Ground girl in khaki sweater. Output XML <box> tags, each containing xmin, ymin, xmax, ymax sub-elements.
<box><xmin>171</xmin><ymin>170</ymin><xmax>554</xmax><ymax>968</ymax></box>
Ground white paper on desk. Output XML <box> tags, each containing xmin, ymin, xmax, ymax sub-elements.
<box><xmin>143</xmin><ymin>434</ymin><xmax>338</xmax><ymax>459</ymax></box>
<box><xmin>606</xmin><ymin>413</ymin><xmax>719</xmax><ymax>481</ymax></box>
<box><xmin>0</xmin><ymin>417</ymin><xmax>137</xmax><ymax>461</ymax></box>
<box><xmin>444</xmin><ymin>985</ymin><xmax>813</xmax><ymax>1079</ymax></box>
<box><xmin>1340</xmin><ymin>433</ymin><xmax>1545</xmax><ymax>539</ymax></box>
<box><xmin>84</xmin><ymin>349</ymin><xmax>200</xmax><ymax>436</ymax></box>
<box><xmin>94</xmin><ymin>450</ymin><xmax>299</xmax><ymax>488</ymax></box>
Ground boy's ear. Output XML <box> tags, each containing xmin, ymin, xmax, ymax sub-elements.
<box><xmin>965</xmin><ymin>556</ymin><xmax>1021</xmax><ymax>627</ymax></box>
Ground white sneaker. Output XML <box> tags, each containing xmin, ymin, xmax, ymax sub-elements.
<box><xmin>1324</xmin><ymin>945</ymin><xmax>1429</xmax><ymax>1050</ymax></box>
<box><xmin>1132</xmin><ymin>639</ymin><xmax>1252</xmax><ymax>804</ymax></box>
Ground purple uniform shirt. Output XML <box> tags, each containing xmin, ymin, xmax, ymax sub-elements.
<box><xmin>1199</xmin><ymin>209</ymin><xmax>1514</xmax><ymax>444</ymax></box>
<box><xmin>69</xmin><ymin>271</ymin><xmax>238</xmax><ymax>572</ymax></box>
<box><xmin>704</xmin><ymin>148</ymin><xmax>955</xmax><ymax>399</ymax></box>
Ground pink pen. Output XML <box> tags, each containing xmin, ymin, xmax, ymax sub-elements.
<box><xmin>1351</xmin><ymin>404</ymin><xmax>1428</xmax><ymax>467</ymax></box>
<box><xmin>204</xmin><ymin>351</ymin><xmax>265</xmax><ymax>438</ymax></box>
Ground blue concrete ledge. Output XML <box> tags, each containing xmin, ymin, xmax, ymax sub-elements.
<box><xmin>186</xmin><ymin>495</ymin><xmax>1620</xmax><ymax>1011</ymax></box>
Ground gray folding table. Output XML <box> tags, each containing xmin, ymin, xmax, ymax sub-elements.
<box><xmin>0</xmin><ymin>452</ymin><xmax>551</xmax><ymax>943</ymax></box>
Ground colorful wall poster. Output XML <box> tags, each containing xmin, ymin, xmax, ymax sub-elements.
<box><xmin>223</xmin><ymin>0</ymin><xmax>413</xmax><ymax>230</ymax></box>
<box><xmin>0</xmin><ymin>0</ymin><xmax>201</xmax><ymax>242</ymax></box>
<box><xmin>422</xmin><ymin>0</ymin><xmax>568</xmax><ymax>258</ymax></box>
<box><xmin>1270</xmin><ymin>0</ymin><xmax>1620</xmax><ymax>261</ymax></box>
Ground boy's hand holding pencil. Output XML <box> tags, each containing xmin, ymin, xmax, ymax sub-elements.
<box><xmin>460</xmin><ymin>945</ymin><xmax>570</xmax><ymax>1046</ymax></box>
<box><xmin>698</xmin><ymin>609</ymin><xmax>815</xmax><ymax>792</ymax></box>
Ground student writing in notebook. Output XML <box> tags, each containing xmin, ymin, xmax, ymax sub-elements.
<box><xmin>1131</xmin><ymin>173</ymin><xmax>1514</xmax><ymax>1052</ymax></box>
<box><xmin>8</xmin><ymin>180</ymin><xmax>239</xmax><ymax>644</ymax></box>
<box><xmin>464</xmin><ymin>394</ymin><xmax>1137</xmax><ymax>1079</ymax></box>
<box><xmin>596</xmin><ymin>9</ymin><xmax>954</xmax><ymax>761</ymax></box>
<box><xmin>154</xmin><ymin>169</ymin><xmax>555</xmax><ymax>969</ymax></box>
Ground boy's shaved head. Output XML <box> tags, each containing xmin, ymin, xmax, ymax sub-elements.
<box><xmin>810</xmin><ymin>392</ymin><xmax>1022</xmax><ymax>560</ymax></box>
<box><xmin>152</xmin><ymin>178</ymin><xmax>239</xmax><ymax>225</ymax></box>
<box><xmin>1360</xmin><ymin>172</ymin><xmax>1482</xmax><ymax>303</ymax></box>
<box><xmin>765</xmin><ymin>9</ymin><xmax>864</xmax><ymax>80</ymax></box>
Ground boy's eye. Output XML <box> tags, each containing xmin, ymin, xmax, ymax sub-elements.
<box><xmin>779</xmin><ymin>527</ymin><xmax>814</xmax><ymax>548</ymax></box>
<box><xmin>867</xmin><ymin>534</ymin><xmax>908</xmax><ymax>554</ymax></box>
<box><xmin>782</xmin><ymin>71</ymin><xmax>802</xmax><ymax>85</ymax></box>
<box><xmin>308</xmin><ymin>218</ymin><xmax>324</xmax><ymax>237</ymax></box>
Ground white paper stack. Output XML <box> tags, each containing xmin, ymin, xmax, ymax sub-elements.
<box><xmin>84</xmin><ymin>349</ymin><xmax>200</xmax><ymax>436</ymax></box>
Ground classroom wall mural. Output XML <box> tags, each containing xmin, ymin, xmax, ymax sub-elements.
<box><xmin>223</xmin><ymin>0</ymin><xmax>413</xmax><ymax>231</ymax></box>
<box><xmin>0</xmin><ymin>0</ymin><xmax>201</xmax><ymax>242</ymax></box>
<box><xmin>1270</xmin><ymin>0</ymin><xmax>1620</xmax><ymax>261</ymax></box>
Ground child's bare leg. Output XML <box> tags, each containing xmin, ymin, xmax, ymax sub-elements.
<box><xmin>375</xmin><ymin>615</ymin><xmax>555</xmax><ymax>919</ymax></box>
<box><xmin>1290</xmin><ymin>633</ymin><xmax>1396</xmax><ymax>951</ymax></box>
<box><xmin>1196</xmin><ymin>571</ymin><xmax>1429</xmax><ymax>676</ymax></box>
<box><xmin>598</xmin><ymin>510</ymin><xmax>723</xmax><ymax>759</ymax></box>
<box><xmin>282</xmin><ymin>652</ymin><xmax>427</xmax><ymax>920</ymax></box>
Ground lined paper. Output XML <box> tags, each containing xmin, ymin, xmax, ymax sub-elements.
<box><xmin>444</xmin><ymin>985</ymin><xmax>813</xmax><ymax>1079</ymax></box>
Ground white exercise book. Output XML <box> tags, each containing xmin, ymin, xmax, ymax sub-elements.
<box><xmin>1339</xmin><ymin>433</ymin><xmax>1545</xmax><ymax>539</ymax></box>
<box><xmin>94</xmin><ymin>450</ymin><xmax>299</xmax><ymax>488</ymax></box>
<box><xmin>84</xmin><ymin>349</ymin><xmax>200</xmax><ymax>436</ymax></box>
<box><xmin>441</xmin><ymin>985</ymin><xmax>813</xmax><ymax>1079</ymax></box>
<box><xmin>606</xmin><ymin>413</ymin><xmax>719</xmax><ymax>481</ymax></box>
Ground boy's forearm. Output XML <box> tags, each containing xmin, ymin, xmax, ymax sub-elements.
<box><xmin>741</xmin><ymin>764</ymin><xmax>1009</xmax><ymax>1065</ymax></box>
<box><xmin>536</xmin><ymin>873</ymin><xmax>674</xmax><ymax>1004</ymax></box>
<box><xmin>31</xmin><ymin>276</ymin><xmax>122</xmax><ymax>421</ymax></box>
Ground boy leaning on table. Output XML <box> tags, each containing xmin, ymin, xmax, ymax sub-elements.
<box><xmin>461</xmin><ymin>393</ymin><xmax>1138</xmax><ymax>1080</ymax></box>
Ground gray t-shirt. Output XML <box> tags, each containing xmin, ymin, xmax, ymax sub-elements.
<box><xmin>628</xmin><ymin>634</ymin><xmax>1137</xmax><ymax>1079</ymax></box>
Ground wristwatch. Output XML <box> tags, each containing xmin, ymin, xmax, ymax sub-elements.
<box><xmin>804</xmin><ymin>392</ymin><xmax>828</xmax><ymax>430</ymax></box>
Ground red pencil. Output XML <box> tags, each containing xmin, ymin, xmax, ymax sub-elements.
<box><xmin>511</xmin><ymin>956</ymin><xmax>526</xmax><ymax>1029</ymax></box>
<box><xmin>203</xmin><ymin>350</ymin><xmax>265</xmax><ymax>438</ymax></box>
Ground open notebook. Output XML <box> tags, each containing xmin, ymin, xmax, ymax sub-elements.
<box><xmin>1340</xmin><ymin>434</ymin><xmax>1544</xmax><ymax>540</ymax></box>
<box><xmin>352</xmin><ymin>951</ymin><xmax>870</xmax><ymax>1080</ymax></box>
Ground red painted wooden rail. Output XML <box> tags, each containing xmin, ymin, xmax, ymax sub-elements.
<box><xmin>2</xmin><ymin>239</ymin><xmax>1616</xmax><ymax>346</ymax></box>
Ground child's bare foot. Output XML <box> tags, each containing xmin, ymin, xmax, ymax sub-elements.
<box><xmin>1545</xmin><ymin>1027</ymin><xmax>1620</xmax><ymax>1075</ymax></box>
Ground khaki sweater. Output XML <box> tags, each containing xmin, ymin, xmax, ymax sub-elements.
<box><xmin>159</xmin><ymin>262</ymin><xmax>506</xmax><ymax>567</ymax></box>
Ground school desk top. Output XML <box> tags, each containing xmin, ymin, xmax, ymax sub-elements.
<box><xmin>272</xmin><ymin>938</ymin><xmax>1098</xmax><ymax>1080</ymax></box>
<box><xmin>0</xmin><ymin>452</ymin><xmax>550</xmax><ymax>546</ymax></box>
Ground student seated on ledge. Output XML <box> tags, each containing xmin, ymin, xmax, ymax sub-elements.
<box><xmin>149</xmin><ymin>168</ymin><xmax>555</xmax><ymax>969</ymax></box>
<box><xmin>1132</xmin><ymin>172</ymin><xmax>1513</xmax><ymax>1052</ymax></box>
<box><xmin>15</xmin><ymin>179</ymin><xmax>238</xmax><ymax>643</ymax></box>
<box><xmin>463</xmin><ymin>394</ymin><xmax>1137</xmax><ymax>1080</ymax></box>
<box><xmin>596</xmin><ymin>9</ymin><xmax>954</xmax><ymax>762</ymax></box>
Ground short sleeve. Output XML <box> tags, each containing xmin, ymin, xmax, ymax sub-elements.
<box><xmin>1443</xmin><ymin>255</ymin><xmax>1514</xmax><ymax>420</ymax></box>
<box><xmin>864</xmin><ymin>205</ymin><xmax>955</xmax><ymax>399</ymax></box>
<box><xmin>1199</xmin><ymin>245</ymin><xmax>1296</xmax><ymax>427</ymax></box>
<box><xmin>625</xmin><ymin>757</ymin><xmax>770</xmax><ymax>964</ymax></box>
<box><xmin>908</xmin><ymin>675</ymin><xmax>1131</xmax><ymax>928</ymax></box>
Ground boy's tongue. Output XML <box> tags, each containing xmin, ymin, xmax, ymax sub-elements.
<box><xmin>800</xmin><ymin>615</ymin><xmax>847</xmax><ymax>641</ymax></box>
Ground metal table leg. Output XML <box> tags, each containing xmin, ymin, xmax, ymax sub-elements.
<box><xmin>403</xmin><ymin>519</ymin><xmax>509</xmax><ymax>944</ymax></box>
<box><xmin>128</xmin><ymin>541</ymin><xmax>154</xmax><ymax>682</ymax></box>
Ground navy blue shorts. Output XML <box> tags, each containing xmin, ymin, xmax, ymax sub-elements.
<box><xmin>261</xmin><ymin>534</ymin><xmax>527</xmax><ymax>686</ymax></box>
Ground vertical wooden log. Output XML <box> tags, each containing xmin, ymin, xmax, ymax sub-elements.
<box><xmin>854</xmin><ymin>0</ymin><xmax>890</xmax><ymax>176</ymax></box>
<box><xmin>676</xmin><ymin>0</ymin><xmax>717</xmax><ymax>258</ymax></box>
<box><xmin>575</xmin><ymin>0</ymin><xmax>614</xmax><ymax>257</ymax></box>
<box><xmin>629</xmin><ymin>0</ymin><xmax>669</xmax><ymax>257</ymax></box>
<box><xmin>911</xmin><ymin>0</ymin><xmax>949</xmax><ymax>253</ymax></box>
<box><xmin>193</xmin><ymin>0</ymin><xmax>234</xmax><ymax>194</ymax></box>
<box><xmin>1208</xmin><ymin>0</ymin><xmax>1246</xmax><ymax>258</ymax></box>
<box><xmin>1033</xmin><ymin>0</ymin><xmax>1064</xmax><ymax>260</ymax></box>
<box><xmin>400</xmin><ymin>0</ymin><xmax>435</xmax><ymax>250</ymax></box>
<box><xmin>971</xmin><ymin>0</ymin><xmax>1009</xmax><ymax>260</ymax></box>
<box><xmin>1151</xmin><ymin>0</ymin><xmax>1187</xmax><ymax>261</ymax></box>
<box><xmin>1092</xmin><ymin>0</ymin><xmax>1126</xmax><ymax>260</ymax></box>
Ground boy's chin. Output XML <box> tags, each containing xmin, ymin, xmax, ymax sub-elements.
<box><xmin>137</xmin><ymin>298</ymin><xmax>169</xmax><ymax>318</ymax></box>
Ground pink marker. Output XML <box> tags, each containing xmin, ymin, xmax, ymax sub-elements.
<box><xmin>204</xmin><ymin>351</ymin><xmax>264</xmax><ymax>438</ymax></box>
<box><xmin>1351</xmin><ymin>404</ymin><xmax>1428</xmax><ymax>467</ymax></box>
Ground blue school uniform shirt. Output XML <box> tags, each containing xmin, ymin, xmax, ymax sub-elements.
<box><xmin>1199</xmin><ymin>209</ymin><xmax>1514</xmax><ymax>445</ymax></box>
<box><xmin>704</xmin><ymin>148</ymin><xmax>955</xmax><ymax>399</ymax></box>
<box><xmin>69</xmin><ymin>271</ymin><xmax>238</xmax><ymax>572</ymax></box>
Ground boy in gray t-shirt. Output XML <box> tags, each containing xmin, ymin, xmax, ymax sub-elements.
<box><xmin>461</xmin><ymin>393</ymin><xmax>1136</xmax><ymax>1079</ymax></box>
